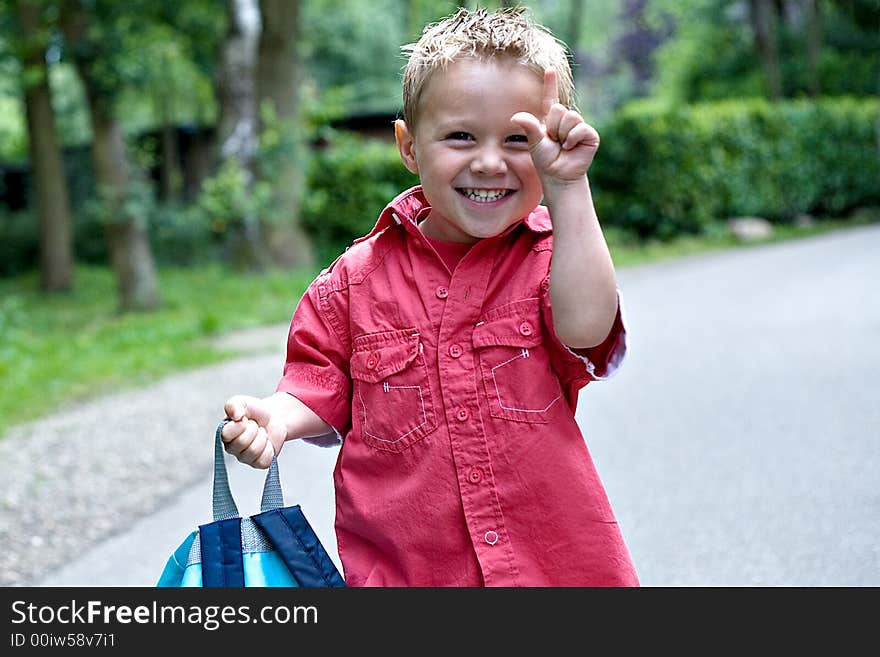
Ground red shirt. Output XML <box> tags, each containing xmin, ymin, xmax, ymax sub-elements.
<box><xmin>424</xmin><ymin>235</ymin><xmax>473</xmax><ymax>272</ymax></box>
<box><xmin>277</xmin><ymin>186</ymin><xmax>639</xmax><ymax>586</ymax></box>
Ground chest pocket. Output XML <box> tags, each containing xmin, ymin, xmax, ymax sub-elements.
<box><xmin>350</xmin><ymin>328</ymin><xmax>437</xmax><ymax>452</ymax></box>
<box><xmin>473</xmin><ymin>298</ymin><xmax>563</xmax><ymax>424</ymax></box>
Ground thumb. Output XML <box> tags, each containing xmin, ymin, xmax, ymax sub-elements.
<box><xmin>242</xmin><ymin>397</ymin><xmax>274</xmax><ymax>428</ymax></box>
<box><xmin>510</xmin><ymin>112</ymin><xmax>545</xmax><ymax>148</ymax></box>
<box><xmin>224</xmin><ymin>394</ymin><xmax>260</xmax><ymax>422</ymax></box>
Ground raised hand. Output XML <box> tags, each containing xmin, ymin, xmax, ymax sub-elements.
<box><xmin>510</xmin><ymin>68</ymin><xmax>600</xmax><ymax>186</ymax></box>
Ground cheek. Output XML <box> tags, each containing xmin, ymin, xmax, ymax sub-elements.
<box><xmin>416</xmin><ymin>147</ymin><xmax>461</xmax><ymax>180</ymax></box>
<box><xmin>514</xmin><ymin>159</ymin><xmax>542</xmax><ymax>189</ymax></box>
<box><xmin>510</xmin><ymin>151</ymin><xmax>536</xmax><ymax>172</ymax></box>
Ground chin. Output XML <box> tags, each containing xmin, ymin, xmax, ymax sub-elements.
<box><xmin>476</xmin><ymin>227</ymin><xmax>509</xmax><ymax>239</ymax></box>
<box><xmin>478</xmin><ymin>218</ymin><xmax>522</xmax><ymax>239</ymax></box>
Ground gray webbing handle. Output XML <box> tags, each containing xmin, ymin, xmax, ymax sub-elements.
<box><xmin>213</xmin><ymin>419</ymin><xmax>284</xmax><ymax>521</ymax></box>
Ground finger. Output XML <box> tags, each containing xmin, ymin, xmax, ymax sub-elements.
<box><xmin>544</xmin><ymin>103</ymin><xmax>567</xmax><ymax>142</ymax></box>
<box><xmin>556</xmin><ymin>109</ymin><xmax>585</xmax><ymax>147</ymax></box>
<box><xmin>226</xmin><ymin>419</ymin><xmax>259</xmax><ymax>456</ymax></box>
<box><xmin>541</xmin><ymin>68</ymin><xmax>559</xmax><ymax>120</ymax></box>
<box><xmin>510</xmin><ymin>112</ymin><xmax>544</xmax><ymax>148</ymax></box>
<box><xmin>240</xmin><ymin>426</ymin><xmax>270</xmax><ymax>467</ymax></box>
<box><xmin>254</xmin><ymin>439</ymin><xmax>276</xmax><ymax>470</ymax></box>
<box><xmin>220</xmin><ymin>418</ymin><xmax>246</xmax><ymax>444</ymax></box>
<box><xmin>562</xmin><ymin>122</ymin><xmax>599</xmax><ymax>151</ymax></box>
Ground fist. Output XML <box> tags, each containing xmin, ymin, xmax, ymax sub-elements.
<box><xmin>221</xmin><ymin>395</ymin><xmax>286</xmax><ymax>469</ymax></box>
<box><xmin>509</xmin><ymin>68</ymin><xmax>600</xmax><ymax>184</ymax></box>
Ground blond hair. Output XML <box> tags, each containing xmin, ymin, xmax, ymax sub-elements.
<box><xmin>401</xmin><ymin>6</ymin><xmax>575</xmax><ymax>129</ymax></box>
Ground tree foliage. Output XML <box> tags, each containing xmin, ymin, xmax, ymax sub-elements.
<box><xmin>647</xmin><ymin>0</ymin><xmax>880</xmax><ymax>103</ymax></box>
<box><xmin>1</xmin><ymin>0</ymin><xmax>879</xmax><ymax>289</ymax></box>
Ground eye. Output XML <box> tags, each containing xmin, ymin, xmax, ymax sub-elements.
<box><xmin>445</xmin><ymin>131</ymin><xmax>473</xmax><ymax>141</ymax></box>
<box><xmin>506</xmin><ymin>134</ymin><xmax>529</xmax><ymax>144</ymax></box>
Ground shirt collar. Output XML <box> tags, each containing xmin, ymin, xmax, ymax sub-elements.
<box><xmin>359</xmin><ymin>185</ymin><xmax>552</xmax><ymax>243</ymax></box>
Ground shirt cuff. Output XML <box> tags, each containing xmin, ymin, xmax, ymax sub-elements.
<box><xmin>564</xmin><ymin>289</ymin><xmax>628</xmax><ymax>381</ymax></box>
<box><xmin>301</xmin><ymin>427</ymin><xmax>344</xmax><ymax>448</ymax></box>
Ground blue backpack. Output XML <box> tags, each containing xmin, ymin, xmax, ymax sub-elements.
<box><xmin>157</xmin><ymin>421</ymin><xmax>345</xmax><ymax>587</ymax></box>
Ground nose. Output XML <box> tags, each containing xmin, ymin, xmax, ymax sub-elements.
<box><xmin>470</xmin><ymin>145</ymin><xmax>508</xmax><ymax>176</ymax></box>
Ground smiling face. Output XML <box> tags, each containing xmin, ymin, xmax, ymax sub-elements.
<box><xmin>395</xmin><ymin>57</ymin><xmax>545</xmax><ymax>244</ymax></box>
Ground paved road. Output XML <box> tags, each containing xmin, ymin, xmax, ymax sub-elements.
<box><xmin>36</xmin><ymin>224</ymin><xmax>880</xmax><ymax>586</ymax></box>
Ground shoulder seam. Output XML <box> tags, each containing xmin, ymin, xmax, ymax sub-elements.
<box><xmin>319</xmin><ymin>226</ymin><xmax>399</xmax><ymax>294</ymax></box>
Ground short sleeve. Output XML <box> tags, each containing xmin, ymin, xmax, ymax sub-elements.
<box><xmin>276</xmin><ymin>273</ymin><xmax>352</xmax><ymax>445</ymax></box>
<box><xmin>540</xmin><ymin>280</ymin><xmax>629</xmax><ymax>393</ymax></box>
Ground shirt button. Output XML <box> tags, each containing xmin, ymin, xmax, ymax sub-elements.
<box><xmin>448</xmin><ymin>344</ymin><xmax>463</xmax><ymax>358</ymax></box>
<box><xmin>484</xmin><ymin>530</ymin><xmax>499</xmax><ymax>546</ymax></box>
<box><xmin>435</xmin><ymin>286</ymin><xmax>449</xmax><ymax>299</ymax></box>
<box><xmin>519</xmin><ymin>321</ymin><xmax>533</xmax><ymax>336</ymax></box>
<box><xmin>365</xmin><ymin>352</ymin><xmax>380</xmax><ymax>369</ymax></box>
<box><xmin>456</xmin><ymin>408</ymin><xmax>469</xmax><ymax>422</ymax></box>
<box><xmin>468</xmin><ymin>467</ymin><xmax>482</xmax><ymax>484</ymax></box>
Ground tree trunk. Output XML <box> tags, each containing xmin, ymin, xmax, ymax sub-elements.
<box><xmin>159</xmin><ymin>120</ymin><xmax>182</xmax><ymax>201</ymax></box>
<box><xmin>257</xmin><ymin>0</ymin><xmax>314</xmax><ymax>270</ymax></box>
<box><xmin>155</xmin><ymin>52</ymin><xmax>183</xmax><ymax>203</ymax></box>
<box><xmin>805</xmin><ymin>0</ymin><xmax>822</xmax><ymax>97</ymax></box>
<box><xmin>749</xmin><ymin>0</ymin><xmax>783</xmax><ymax>99</ymax></box>
<box><xmin>215</xmin><ymin>0</ymin><xmax>266</xmax><ymax>271</ymax></box>
<box><xmin>16</xmin><ymin>0</ymin><xmax>74</xmax><ymax>292</ymax></box>
<box><xmin>85</xmin><ymin>82</ymin><xmax>162</xmax><ymax>311</ymax></box>
<box><xmin>61</xmin><ymin>0</ymin><xmax>161</xmax><ymax>311</ymax></box>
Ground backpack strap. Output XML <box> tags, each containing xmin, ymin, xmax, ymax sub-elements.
<box><xmin>213</xmin><ymin>419</ymin><xmax>285</xmax><ymax>522</ymax></box>
<box><xmin>199</xmin><ymin>517</ymin><xmax>245</xmax><ymax>587</ymax></box>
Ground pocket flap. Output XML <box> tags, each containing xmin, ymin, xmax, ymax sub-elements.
<box><xmin>351</xmin><ymin>329</ymin><xmax>421</xmax><ymax>383</ymax></box>
<box><xmin>473</xmin><ymin>298</ymin><xmax>543</xmax><ymax>349</ymax></box>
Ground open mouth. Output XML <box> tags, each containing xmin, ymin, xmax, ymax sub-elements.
<box><xmin>456</xmin><ymin>188</ymin><xmax>514</xmax><ymax>203</ymax></box>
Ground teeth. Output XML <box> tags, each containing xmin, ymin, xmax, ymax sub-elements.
<box><xmin>460</xmin><ymin>188</ymin><xmax>509</xmax><ymax>203</ymax></box>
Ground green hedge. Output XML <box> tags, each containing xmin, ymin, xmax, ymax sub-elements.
<box><xmin>6</xmin><ymin>99</ymin><xmax>877</xmax><ymax>278</ymax></box>
<box><xmin>303</xmin><ymin>99</ymin><xmax>880</xmax><ymax>251</ymax></box>
<box><xmin>302</xmin><ymin>132</ymin><xmax>419</xmax><ymax>265</ymax></box>
<box><xmin>0</xmin><ymin>199</ymin><xmax>218</xmax><ymax>277</ymax></box>
<box><xmin>591</xmin><ymin>97</ymin><xmax>880</xmax><ymax>239</ymax></box>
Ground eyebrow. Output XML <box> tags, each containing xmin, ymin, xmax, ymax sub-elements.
<box><xmin>432</xmin><ymin>119</ymin><xmax>474</xmax><ymax>132</ymax></box>
<box><xmin>432</xmin><ymin>119</ymin><xmax>527</xmax><ymax>135</ymax></box>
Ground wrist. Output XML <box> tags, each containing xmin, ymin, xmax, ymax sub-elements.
<box><xmin>540</xmin><ymin>174</ymin><xmax>590</xmax><ymax>202</ymax></box>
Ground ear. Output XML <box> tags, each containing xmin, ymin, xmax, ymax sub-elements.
<box><xmin>394</xmin><ymin>119</ymin><xmax>419</xmax><ymax>174</ymax></box>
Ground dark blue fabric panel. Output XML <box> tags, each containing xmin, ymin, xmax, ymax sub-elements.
<box><xmin>252</xmin><ymin>506</ymin><xmax>345</xmax><ymax>587</ymax></box>
<box><xmin>199</xmin><ymin>518</ymin><xmax>244</xmax><ymax>587</ymax></box>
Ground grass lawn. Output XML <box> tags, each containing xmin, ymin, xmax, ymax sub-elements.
<box><xmin>0</xmin><ymin>265</ymin><xmax>316</xmax><ymax>438</ymax></box>
<box><xmin>0</xmin><ymin>213</ymin><xmax>874</xmax><ymax>440</ymax></box>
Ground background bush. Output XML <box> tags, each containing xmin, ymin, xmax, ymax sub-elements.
<box><xmin>0</xmin><ymin>208</ymin><xmax>37</xmax><ymax>276</ymax></box>
<box><xmin>4</xmin><ymin>98</ymin><xmax>878</xmax><ymax>277</ymax></box>
<box><xmin>302</xmin><ymin>131</ymin><xmax>419</xmax><ymax>265</ymax></box>
<box><xmin>591</xmin><ymin>96</ymin><xmax>880</xmax><ymax>240</ymax></box>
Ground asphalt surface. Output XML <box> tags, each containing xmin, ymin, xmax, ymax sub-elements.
<box><xmin>34</xmin><ymin>223</ymin><xmax>880</xmax><ymax>586</ymax></box>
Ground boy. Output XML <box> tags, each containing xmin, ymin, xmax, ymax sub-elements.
<box><xmin>221</xmin><ymin>7</ymin><xmax>639</xmax><ymax>586</ymax></box>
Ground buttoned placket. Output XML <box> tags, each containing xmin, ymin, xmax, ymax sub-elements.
<box><xmin>425</xmin><ymin>234</ymin><xmax>520</xmax><ymax>586</ymax></box>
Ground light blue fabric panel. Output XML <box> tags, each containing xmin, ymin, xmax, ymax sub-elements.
<box><xmin>180</xmin><ymin>563</ymin><xmax>203</xmax><ymax>587</ymax></box>
<box><xmin>242</xmin><ymin>552</ymin><xmax>299</xmax><ymax>587</ymax></box>
<box><xmin>156</xmin><ymin>531</ymin><xmax>198</xmax><ymax>587</ymax></box>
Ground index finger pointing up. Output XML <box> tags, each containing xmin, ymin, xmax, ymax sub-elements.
<box><xmin>541</xmin><ymin>68</ymin><xmax>560</xmax><ymax>120</ymax></box>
